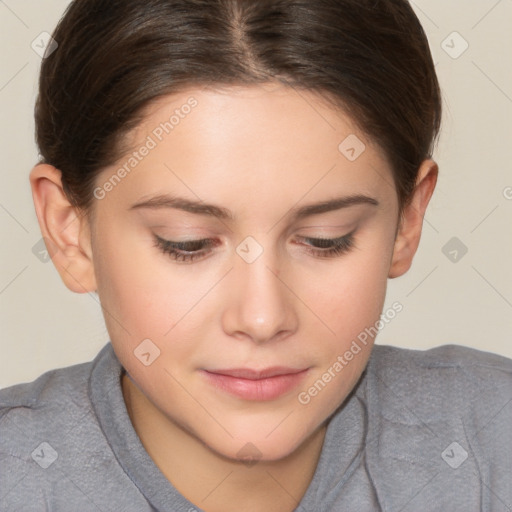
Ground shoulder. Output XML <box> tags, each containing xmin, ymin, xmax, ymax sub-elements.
<box><xmin>0</xmin><ymin>350</ymin><xmax>104</xmax><ymax>509</ymax></box>
<box><xmin>0</xmin><ymin>344</ymin><xmax>157</xmax><ymax>511</ymax></box>
<box><xmin>368</xmin><ymin>343</ymin><xmax>512</xmax><ymax>418</ymax></box>
<box><xmin>369</xmin><ymin>342</ymin><xmax>512</xmax><ymax>390</ymax></box>
<box><xmin>0</xmin><ymin>358</ymin><xmax>95</xmax><ymax>474</ymax></box>
<box><xmin>0</xmin><ymin>357</ymin><xmax>94</xmax><ymax>428</ymax></box>
<box><xmin>371</xmin><ymin>342</ymin><xmax>512</xmax><ymax>368</ymax></box>
<box><xmin>362</xmin><ymin>344</ymin><xmax>512</xmax><ymax>508</ymax></box>
<box><xmin>370</xmin><ymin>342</ymin><xmax>512</xmax><ymax>379</ymax></box>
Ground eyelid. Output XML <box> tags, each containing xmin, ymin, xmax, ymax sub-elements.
<box><xmin>153</xmin><ymin>230</ymin><xmax>356</xmax><ymax>263</ymax></box>
<box><xmin>295</xmin><ymin>231</ymin><xmax>355</xmax><ymax>255</ymax></box>
<box><xmin>154</xmin><ymin>232</ymin><xmax>352</xmax><ymax>248</ymax></box>
<box><xmin>297</xmin><ymin>233</ymin><xmax>351</xmax><ymax>244</ymax></box>
<box><xmin>155</xmin><ymin>235</ymin><xmax>218</xmax><ymax>251</ymax></box>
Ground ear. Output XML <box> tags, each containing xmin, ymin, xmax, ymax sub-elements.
<box><xmin>388</xmin><ymin>159</ymin><xmax>438</xmax><ymax>279</ymax></box>
<box><xmin>29</xmin><ymin>163</ymin><xmax>97</xmax><ymax>293</ymax></box>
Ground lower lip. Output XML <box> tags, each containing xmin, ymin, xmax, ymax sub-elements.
<box><xmin>201</xmin><ymin>370</ymin><xmax>309</xmax><ymax>401</ymax></box>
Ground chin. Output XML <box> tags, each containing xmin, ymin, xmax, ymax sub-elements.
<box><xmin>218</xmin><ymin>437</ymin><xmax>302</xmax><ymax>466</ymax></box>
<box><xmin>201</xmin><ymin>419</ymin><xmax>319</xmax><ymax>465</ymax></box>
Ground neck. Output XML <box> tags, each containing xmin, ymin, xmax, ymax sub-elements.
<box><xmin>122</xmin><ymin>372</ymin><xmax>327</xmax><ymax>512</ymax></box>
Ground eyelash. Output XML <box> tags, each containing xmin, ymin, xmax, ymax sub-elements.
<box><xmin>153</xmin><ymin>232</ymin><xmax>355</xmax><ymax>263</ymax></box>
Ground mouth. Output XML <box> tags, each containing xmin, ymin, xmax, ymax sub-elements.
<box><xmin>201</xmin><ymin>366</ymin><xmax>309</xmax><ymax>401</ymax></box>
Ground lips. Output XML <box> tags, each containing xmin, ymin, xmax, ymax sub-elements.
<box><xmin>208</xmin><ymin>367</ymin><xmax>306</xmax><ymax>379</ymax></box>
<box><xmin>201</xmin><ymin>366</ymin><xmax>309</xmax><ymax>401</ymax></box>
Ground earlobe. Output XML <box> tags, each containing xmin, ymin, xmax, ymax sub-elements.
<box><xmin>29</xmin><ymin>163</ymin><xmax>97</xmax><ymax>293</ymax></box>
<box><xmin>388</xmin><ymin>159</ymin><xmax>438</xmax><ymax>279</ymax></box>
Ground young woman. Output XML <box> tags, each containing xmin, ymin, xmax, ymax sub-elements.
<box><xmin>1</xmin><ymin>1</ymin><xmax>511</xmax><ymax>510</ymax></box>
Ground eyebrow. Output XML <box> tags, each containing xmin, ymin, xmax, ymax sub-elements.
<box><xmin>129</xmin><ymin>193</ymin><xmax>379</xmax><ymax>221</ymax></box>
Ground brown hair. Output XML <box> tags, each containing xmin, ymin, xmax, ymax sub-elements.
<box><xmin>35</xmin><ymin>0</ymin><xmax>441</xmax><ymax>217</ymax></box>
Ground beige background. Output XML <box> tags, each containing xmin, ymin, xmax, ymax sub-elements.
<box><xmin>1</xmin><ymin>0</ymin><xmax>511</xmax><ymax>389</ymax></box>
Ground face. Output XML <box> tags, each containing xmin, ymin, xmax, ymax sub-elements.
<box><xmin>88</xmin><ymin>82</ymin><xmax>399</xmax><ymax>461</ymax></box>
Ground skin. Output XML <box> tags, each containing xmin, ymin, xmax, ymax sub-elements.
<box><xmin>29</xmin><ymin>82</ymin><xmax>437</xmax><ymax>512</ymax></box>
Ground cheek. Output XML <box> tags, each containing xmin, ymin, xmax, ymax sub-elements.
<box><xmin>92</xmin><ymin>225</ymin><xmax>223</xmax><ymax>390</ymax></box>
<box><xmin>92</xmin><ymin>227</ymin><xmax>181</xmax><ymax>346</ymax></box>
<box><xmin>94</xmin><ymin>220</ymin><xmax>189</xmax><ymax>314</ymax></box>
<box><xmin>294</xmin><ymin>249</ymin><xmax>390</xmax><ymax>421</ymax></box>
<box><xmin>309</xmin><ymin>240</ymin><xmax>392</xmax><ymax>345</ymax></box>
<box><xmin>93</xmin><ymin>241</ymin><xmax>202</xmax><ymax>399</ymax></box>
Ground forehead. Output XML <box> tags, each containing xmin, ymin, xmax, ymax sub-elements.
<box><xmin>131</xmin><ymin>82</ymin><xmax>379</xmax><ymax>159</ymax></box>
<box><xmin>100</xmin><ymin>82</ymin><xmax>396</xmax><ymax>213</ymax></box>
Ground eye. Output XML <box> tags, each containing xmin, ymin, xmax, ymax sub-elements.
<box><xmin>297</xmin><ymin>231</ymin><xmax>355</xmax><ymax>258</ymax></box>
<box><xmin>153</xmin><ymin>231</ymin><xmax>356</xmax><ymax>263</ymax></box>
<box><xmin>153</xmin><ymin>235</ymin><xmax>218</xmax><ymax>262</ymax></box>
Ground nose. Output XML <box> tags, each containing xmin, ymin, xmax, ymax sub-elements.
<box><xmin>221</xmin><ymin>243</ymin><xmax>299</xmax><ymax>344</ymax></box>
